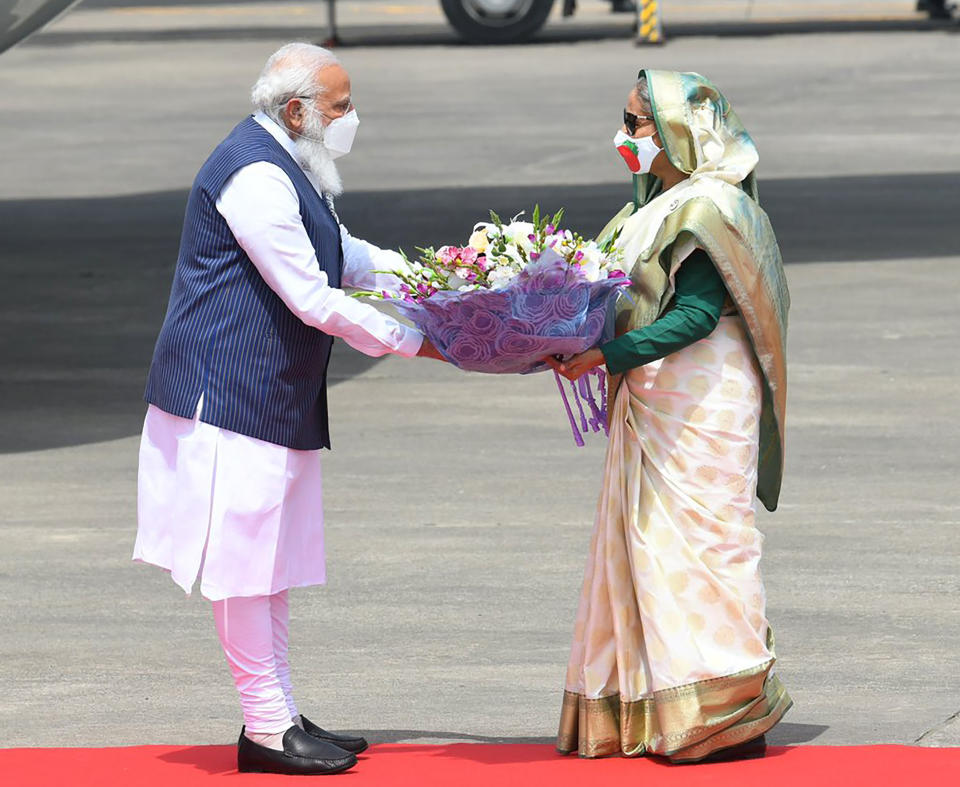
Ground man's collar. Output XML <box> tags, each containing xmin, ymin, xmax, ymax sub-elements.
<box><xmin>253</xmin><ymin>111</ymin><xmax>300</xmax><ymax>161</ymax></box>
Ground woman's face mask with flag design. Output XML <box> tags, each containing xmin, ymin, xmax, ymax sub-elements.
<box><xmin>614</xmin><ymin>129</ymin><xmax>662</xmax><ymax>175</ymax></box>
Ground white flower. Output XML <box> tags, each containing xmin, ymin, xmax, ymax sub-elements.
<box><xmin>505</xmin><ymin>220</ymin><xmax>534</xmax><ymax>237</ymax></box>
<box><xmin>579</xmin><ymin>259</ymin><xmax>600</xmax><ymax>282</ymax></box>
<box><xmin>579</xmin><ymin>246</ymin><xmax>604</xmax><ymax>281</ymax></box>
<box><xmin>475</xmin><ymin>221</ymin><xmax>500</xmax><ymax>239</ymax></box>
<box><xmin>499</xmin><ymin>244</ymin><xmax>525</xmax><ymax>267</ymax></box>
<box><xmin>446</xmin><ymin>273</ymin><xmax>469</xmax><ymax>289</ymax></box>
<box><xmin>468</xmin><ymin>227</ymin><xmax>490</xmax><ymax>253</ymax></box>
<box><xmin>487</xmin><ymin>265</ymin><xmax>517</xmax><ymax>290</ymax></box>
<box><xmin>503</xmin><ymin>221</ymin><xmax>536</xmax><ymax>253</ymax></box>
<box><xmin>550</xmin><ymin>234</ymin><xmax>577</xmax><ymax>258</ymax></box>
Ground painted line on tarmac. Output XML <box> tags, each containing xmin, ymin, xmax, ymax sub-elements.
<box><xmin>104</xmin><ymin>3</ymin><xmax>434</xmax><ymax>16</ymax></box>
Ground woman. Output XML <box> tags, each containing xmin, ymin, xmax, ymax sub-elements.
<box><xmin>546</xmin><ymin>69</ymin><xmax>792</xmax><ymax>763</ymax></box>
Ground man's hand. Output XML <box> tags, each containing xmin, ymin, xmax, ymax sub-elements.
<box><xmin>543</xmin><ymin>348</ymin><xmax>606</xmax><ymax>381</ymax></box>
<box><xmin>417</xmin><ymin>337</ymin><xmax>447</xmax><ymax>361</ymax></box>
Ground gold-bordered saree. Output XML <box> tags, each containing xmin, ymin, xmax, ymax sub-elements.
<box><xmin>558</xmin><ymin>70</ymin><xmax>792</xmax><ymax>762</ymax></box>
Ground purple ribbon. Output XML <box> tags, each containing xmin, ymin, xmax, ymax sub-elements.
<box><xmin>555</xmin><ymin>367</ymin><xmax>610</xmax><ymax>446</ymax></box>
<box><xmin>554</xmin><ymin>370</ymin><xmax>585</xmax><ymax>447</ymax></box>
<box><xmin>577</xmin><ymin>375</ymin><xmax>600</xmax><ymax>432</ymax></box>
<box><xmin>570</xmin><ymin>378</ymin><xmax>589</xmax><ymax>432</ymax></box>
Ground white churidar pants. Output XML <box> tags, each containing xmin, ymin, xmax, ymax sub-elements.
<box><xmin>212</xmin><ymin>590</ymin><xmax>298</xmax><ymax>734</ymax></box>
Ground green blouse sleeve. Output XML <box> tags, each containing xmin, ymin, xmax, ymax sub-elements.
<box><xmin>600</xmin><ymin>249</ymin><xmax>727</xmax><ymax>376</ymax></box>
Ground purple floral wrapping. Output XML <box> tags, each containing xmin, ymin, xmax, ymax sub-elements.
<box><xmin>389</xmin><ymin>252</ymin><xmax>626</xmax><ymax>375</ymax></box>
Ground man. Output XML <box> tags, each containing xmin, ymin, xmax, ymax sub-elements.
<box><xmin>134</xmin><ymin>43</ymin><xmax>442</xmax><ymax>776</ymax></box>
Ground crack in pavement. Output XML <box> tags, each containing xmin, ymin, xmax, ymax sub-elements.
<box><xmin>915</xmin><ymin>709</ymin><xmax>960</xmax><ymax>744</ymax></box>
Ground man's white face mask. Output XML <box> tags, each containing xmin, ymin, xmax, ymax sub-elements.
<box><xmin>298</xmin><ymin>103</ymin><xmax>359</xmax><ymax>159</ymax></box>
<box><xmin>319</xmin><ymin>109</ymin><xmax>359</xmax><ymax>160</ymax></box>
<box><xmin>288</xmin><ymin>102</ymin><xmax>358</xmax><ymax>196</ymax></box>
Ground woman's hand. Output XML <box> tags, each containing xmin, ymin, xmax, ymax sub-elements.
<box><xmin>543</xmin><ymin>348</ymin><xmax>606</xmax><ymax>381</ymax></box>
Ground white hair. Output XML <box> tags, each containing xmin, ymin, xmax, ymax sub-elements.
<box><xmin>634</xmin><ymin>74</ymin><xmax>651</xmax><ymax>113</ymax></box>
<box><xmin>250</xmin><ymin>43</ymin><xmax>341</xmax><ymax>124</ymax></box>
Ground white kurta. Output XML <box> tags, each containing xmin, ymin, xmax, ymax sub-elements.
<box><xmin>134</xmin><ymin>113</ymin><xmax>422</xmax><ymax>601</ymax></box>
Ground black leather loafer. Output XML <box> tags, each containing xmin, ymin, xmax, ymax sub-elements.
<box><xmin>237</xmin><ymin>725</ymin><xmax>357</xmax><ymax>775</ymax></box>
<box><xmin>300</xmin><ymin>715</ymin><xmax>369</xmax><ymax>755</ymax></box>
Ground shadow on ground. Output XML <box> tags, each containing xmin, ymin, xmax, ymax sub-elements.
<box><xmin>356</xmin><ymin>722</ymin><xmax>826</xmax><ymax>745</ymax></box>
<box><xmin>1</xmin><ymin>172</ymin><xmax>955</xmax><ymax>454</ymax></box>
<box><xmin>361</xmin><ymin>730</ymin><xmax>557</xmax><ymax>744</ymax></box>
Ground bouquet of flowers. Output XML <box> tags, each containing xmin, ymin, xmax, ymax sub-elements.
<box><xmin>355</xmin><ymin>207</ymin><xmax>629</xmax><ymax>444</ymax></box>
<box><xmin>359</xmin><ymin>207</ymin><xmax>626</xmax><ymax>371</ymax></box>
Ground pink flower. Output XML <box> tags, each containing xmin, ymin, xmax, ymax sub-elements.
<box><xmin>460</xmin><ymin>246</ymin><xmax>479</xmax><ymax>266</ymax></box>
<box><xmin>575</xmin><ymin>251</ymin><xmax>584</xmax><ymax>262</ymax></box>
<box><xmin>607</xmin><ymin>269</ymin><xmax>628</xmax><ymax>279</ymax></box>
<box><xmin>437</xmin><ymin>245</ymin><xmax>459</xmax><ymax>265</ymax></box>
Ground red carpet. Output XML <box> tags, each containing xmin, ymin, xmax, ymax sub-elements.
<box><xmin>1</xmin><ymin>743</ymin><xmax>957</xmax><ymax>786</ymax></box>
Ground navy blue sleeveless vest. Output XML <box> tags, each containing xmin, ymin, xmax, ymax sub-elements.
<box><xmin>145</xmin><ymin>116</ymin><xmax>343</xmax><ymax>449</ymax></box>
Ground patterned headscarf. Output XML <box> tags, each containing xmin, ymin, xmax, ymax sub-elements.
<box><xmin>633</xmin><ymin>69</ymin><xmax>760</xmax><ymax>207</ymax></box>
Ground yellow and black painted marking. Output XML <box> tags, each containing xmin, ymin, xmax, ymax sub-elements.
<box><xmin>636</xmin><ymin>0</ymin><xmax>665</xmax><ymax>45</ymax></box>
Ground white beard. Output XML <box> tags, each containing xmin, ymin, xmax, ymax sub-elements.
<box><xmin>293</xmin><ymin>112</ymin><xmax>343</xmax><ymax>197</ymax></box>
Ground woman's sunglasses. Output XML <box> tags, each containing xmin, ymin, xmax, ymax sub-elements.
<box><xmin>623</xmin><ymin>109</ymin><xmax>655</xmax><ymax>136</ymax></box>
